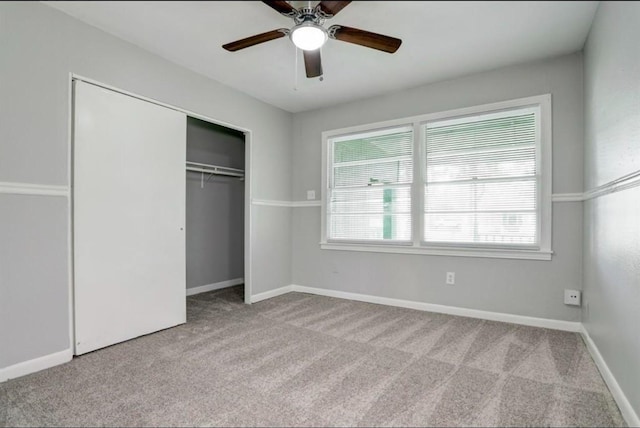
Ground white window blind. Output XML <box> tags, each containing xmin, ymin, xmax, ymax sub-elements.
<box><xmin>424</xmin><ymin>107</ymin><xmax>539</xmax><ymax>247</ymax></box>
<box><xmin>328</xmin><ymin>126</ymin><xmax>413</xmax><ymax>242</ymax></box>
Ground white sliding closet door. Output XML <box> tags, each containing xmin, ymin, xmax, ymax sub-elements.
<box><xmin>74</xmin><ymin>81</ymin><xmax>186</xmax><ymax>355</ymax></box>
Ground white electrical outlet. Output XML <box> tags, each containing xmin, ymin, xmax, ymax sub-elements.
<box><xmin>446</xmin><ymin>272</ymin><xmax>455</xmax><ymax>285</ymax></box>
<box><xmin>564</xmin><ymin>289</ymin><xmax>581</xmax><ymax>306</ymax></box>
<box><xmin>306</xmin><ymin>190</ymin><xmax>316</xmax><ymax>200</ymax></box>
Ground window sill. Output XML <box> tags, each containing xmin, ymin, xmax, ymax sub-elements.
<box><xmin>320</xmin><ymin>242</ymin><xmax>553</xmax><ymax>260</ymax></box>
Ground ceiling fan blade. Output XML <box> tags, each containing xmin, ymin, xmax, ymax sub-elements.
<box><xmin>222</xmin><ymin>29</ymin><xmax>288</xmax><ymax>52</ymax></box>
<box><xmin>262</xmin><ymin>1</ymin><xmax>298</xmax><ymax>17</ymax></box>
<box><xmin>303</xmin><ymin>49</ymin><xmax>323</xmax><ymax>78</ymax></box>
<box><xmin>317</xmin><ymin>1</ymin><xmax>351</xmax><ymax>17</ymax></box>
<box><xmin>328</xmin><ymin>25</ymin><xmax>402</xmax><ymax>53</ymax></box>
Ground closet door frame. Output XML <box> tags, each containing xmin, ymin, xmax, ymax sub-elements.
<box><xmin>68</xmin><ymin>74</ymin><xmax>254</xmax><ymax>354</ymax></box>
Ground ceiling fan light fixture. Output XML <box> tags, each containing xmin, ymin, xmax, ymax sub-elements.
<box><xmin>290</xmin><ymin>22</ymin><xmax>327</xmax><ymax>51</ymax></box>
<box><xmin>222</xmin><ymin>1</ymin><xmax>402</xmax><ymax>79</ymax></box>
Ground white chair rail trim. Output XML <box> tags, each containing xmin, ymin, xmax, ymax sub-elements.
<box><xmin>0</xmin><ymin>182</ymin><xmax>69</xmax><ymax>197</ymax></box>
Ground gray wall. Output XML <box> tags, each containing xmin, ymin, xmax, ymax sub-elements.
<box><xmin>0</xmin><ymin>195</ymin><xmax>69</xmax><ymax>368</ymax></box>
<box><xmin>0</xmin><ymin>2</ymin><xmax>292</xmax><ymax>369</ymax></box>
<box><xmin>583</xmin><ymin>1</ymin><xmax>640</xmax><ymax>417</ymax></box>
<box><xmin>186</xmin><ymin>118</ymin><xmax>245</xmax><ymax>289</ymax></box>
<box><xmin>291</xmin><ymin>53</ymin><xmax>584</xmax><ymax>322</ymax></box>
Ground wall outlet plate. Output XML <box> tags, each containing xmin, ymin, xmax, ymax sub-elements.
<box><xmin>564</xmin><ymin>289</ymin><xmax>581</xmax><ymax>306</ymax></box>
<box><xmin>446</xmin><ymin>272</ymin><xmax>455</xmax><ymax>285</ymax></box>
<box><xmin>307</xmin><ymin>190</ymin><xmax>316</xmax><ymax>200</ymax></box>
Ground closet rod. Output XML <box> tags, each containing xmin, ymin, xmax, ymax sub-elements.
<box><xmin>186</xmin><ymin>161</ymin><xmax>244</xmax><ymax>174</ymax></box>
<box><xmin>186</xmin><ymin>166</ymin><xmax>244</xmax><ymax>178</ymax></box>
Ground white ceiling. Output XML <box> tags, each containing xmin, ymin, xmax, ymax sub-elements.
<box><xmin>44</xmin><ymin>1</ymin><xmax>598</xmax><ymax>113</ymax></box>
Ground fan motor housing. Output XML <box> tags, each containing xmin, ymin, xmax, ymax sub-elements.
<box><xmin>294</xmin><ymin>7</ymin><xmax>325</xmax><ymax>25</ymax></box>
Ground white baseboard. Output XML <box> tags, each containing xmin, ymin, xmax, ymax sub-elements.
<box><xmin>289</xmin><ymin>285</ymin><xmax>582</xmax><ymax>332</ymax></box>
<box><xmin>186</xmin><ymin>278</ymin><xmax>244</xmax><ymax>296</ymax></box>
<box><xmin>0</xmin><ymin>349</ymin><xmax>72</xmax><ymax>383</ymax></box>
<box><xmin>581</xmin><ymin>325</ymin><xmax>640</xmax><ymax>427</ymax></box>
<box><xmin>250</xmin><ymin>285</ymin><xmax>293</xmax><ymax>303</ymax></box>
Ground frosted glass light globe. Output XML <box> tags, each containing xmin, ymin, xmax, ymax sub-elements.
<box><xmin>290</xmin><ymin>23</ymin><xmax>327</xmax><ymax>51</ymax></box>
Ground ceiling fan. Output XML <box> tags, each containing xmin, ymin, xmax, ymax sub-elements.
<box><xmin>222</xmin><ymin>1</ymin><xmax>402</xmax><ymax>78</ymax></box>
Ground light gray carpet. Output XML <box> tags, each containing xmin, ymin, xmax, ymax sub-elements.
<box><xmin>0</xmin><ymin>286</ymin><xmax>626</xmax><ymax>427</ymax></box>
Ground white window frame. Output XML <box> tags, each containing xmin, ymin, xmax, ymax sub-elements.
<box><xmin>325</xmin><ymin>123</ymin><xmax>415</xmax><ymax>246</ymax></box>
<box><xmin>321</xmin><ymin>94</ymin><xmax>553</xmax><ymax>261</ymax></box>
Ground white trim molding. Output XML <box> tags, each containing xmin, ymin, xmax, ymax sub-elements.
<box><xmin>291</xmin><ymin>200</ymin><xmax>322</xmax><ymax>207</ymax></box>
<box><xmin>0</xmin><ymin>349</ymin><xmax>72</xmax><ymax>383</ymax></box>
<box><xmin>186</xmin><ymin>278</ymin><xmax>244</xmax><ymax>296</ymax></box>
<box><xmin>252</xmin><ymin>199</ymin><xmax>321</xmax><ymax>207</ymax></box>
<box><xmin>257</xmin><ymin>195</ymin><xmax>590</xmax><ymax>207</ymax></box>
<box><xmin>288</xmin><ymin>285</ymin><xmax>580</xmax><ymax>332</ymax></box>
<box><xmin>581</xmin><ymin>326</ymin><xmax>640</xmax><ymax>427</ymax></box>
<box><xmin>0</xmin><ymin>182</ymin><xmax>69</xmax><ymax>197</ymax></box>
<box><xmin>252</xmin><ymin>198</ymin><xmax>294</xmax><ymax>207</ymax></box>
<box><xmin>583</xmin><ymin>169</ymin><xmax>640</xmax><ymax>201</ymax></box>
<box><xmin>550</xmin><ymin>170</ymin><xmax>640</xmax><ymax>203</ymax></box>
<box><xmin>320</xmin><ymin>243</ymin><xmax>553</xmax><ymax>260</ymax></box>
<box><xmin>255</xmin><ymin>188</ymin><xmax>638</xmax><ymax>208</ymax></box>
<box><xmin>552</xmin><ymin>192</ymin><xmax>585</xmax><ymax>202</ymax></box>
<box><xmin>250</xmin><ymin>285</ymin><xmax>293</xmax><ymax>303</ymax></box>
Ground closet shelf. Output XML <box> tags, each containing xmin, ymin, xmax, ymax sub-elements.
<box><xmin>186</xmin><ymin>161</ymin><xmax>244</xmax><ymax>178</ymax></box>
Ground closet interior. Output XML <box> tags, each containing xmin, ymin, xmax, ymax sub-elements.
<box><xmin>185</xmin><ymin>117</ymin><xmax>246</xmax><ymax>300</ymax></box>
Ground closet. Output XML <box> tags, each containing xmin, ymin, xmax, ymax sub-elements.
<box><xmin>73</xmin><ymin>80</ymin><xmax>246</xmax><ymax>356</ymax></box>
<box><xmin>185</xmin><ymin>117</ymin><xmax>245</xmax><ymax>297</ymax></box>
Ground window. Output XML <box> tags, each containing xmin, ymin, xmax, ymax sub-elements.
<box><xmin>322</xmin><ymin>95</ymin><xmax>552</xmax><ymax>260</ymax></box>
<box><xmin>327</xmin><ymin>126</ymin><xmax>413</xmax><ymax>243</ymax></box>
<box><xmin>423</xmin><ymin>108</ymin><xmax>539</xmax><ymax>247</ymax></box>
